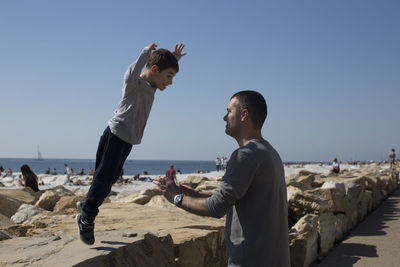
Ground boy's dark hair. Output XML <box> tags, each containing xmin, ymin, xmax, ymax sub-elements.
<box><xmin>146</xmin><ymin>49</ymin><xmax>179</xmax><ymax>72</ymax></box>
<box><xmin>231</xmin><ymin>90</ymin><xmax>267</xmax><ymax>129</ymax></box>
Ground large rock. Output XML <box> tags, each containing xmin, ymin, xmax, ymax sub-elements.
<box><xmin>307</xmin><ymin>187</ymin><xmax>348</xmax><ymax>214</ymax></box>
<box><xmin>196</xmin><ymin>180</ymin><xmax>219</xmax><ymax>193</ymax></box>
<box><xmin>289</xmin><ymin>214</ymin><xmax>319</xmax><ymax>267</ymax></box>
<box><xmin>318</xmin><ymin>212</ymin><xmax>339</xmax><ymax>255</ymax></box>
<box><xmin>0</xmin><ymin>230</ymin><xmax>12</xmax><ymax>241</ymax></box>
<box><xmin>53</xmin><ymin>196</ymin><xmax>85</xmax><ymax>214</ymax></box>
<box><xmin>115</xmin><ymin>192</ymin><xmax>150</xmax><ymax>205</ymax></box>
<box><xmin>0</xmin><ymin>213</ymin><xmax>14</xmax><ymax>229</ymax></box>
<box><xmin>11</xmin><ymin>204</ymin><xmax>48</xmax><ymax>224</ymax></box>
<box><xmin>288</xmin><ymin>191</ymin><xmax>331</xmax><ymax>227</ymax></box>
<box><xmin>114</xmin><ymin>188</ymin><xmax>161</xmax><ymax>205</ymax></box>
<box><xmin>0</xmin><ymin>230</ymin><xmax>176</xmax><ymax>267</ymax></box>
<box><xmin>175</xmin><ymin>227</ymin><xmax>226</xmax><ymax>267</ymax></box>
<box><xmin>145</xmin><ymin>195</ymin><xmax>176</xmax><ymax>208</ymax></box>
<box><xmin>357</xmin><ymin>189</ymin><xmax>373</xmax><ymax>222</ymax></box>
<box><xmin>180</xmin><ymin>176</ymin><xmax>210</xmax><ymax>189</ymax></box>
<box><xmin>15</xmin><ymin>202</ymin><xmax>226</xmax><ymax>267</ymax></box>
<box><xmin>35</xmin><ymin>191</ymin><xmax>61</xmax><ymax>211</ymax></box>
<box><xmin>0</xmin><ymin>187</ymin><xmax>42</xmax><ymax>205</ymax></box>
<box><xmin>0</xmin><ymin>194</ymin><xmax>23</xmax><ymax>218</ymax></box>
<box><xmin>287</xmin><ymin>174</ymin><xmax>315</xmax><ymax>191</ymax></box>
<box><xmin>50</xmin><ymin>185</ymin><xmax>75</xmax><ymax>197</ymax></box>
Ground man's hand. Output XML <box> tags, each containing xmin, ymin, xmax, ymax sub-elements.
<box><xmin>173</xmin><ymin>44</ymin><xmax>187</xmax><ymax>58</ymax></box>
<box><xmin>153</xmin><ymin>176</ymin><xmax>180</xmax><ymax>203</ymax></box>
<box><xmin>147</xmin><ymin>43</ymin><xmax>157</xmax><ymax>51</ymax></box>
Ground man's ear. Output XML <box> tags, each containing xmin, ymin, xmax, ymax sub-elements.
<box><xmin>150</xmin><ymin>65</ymin><xmax>159</xmax><ymax>74</ymax></box>
<box><xmin>240</xmin><ymin>109</ymin><xmax>249</xmax><ymax>122</ymax></box>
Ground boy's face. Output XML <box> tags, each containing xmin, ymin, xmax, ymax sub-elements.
<box><xmin>150</xmin><ymin>66</ymin><xmax>177</xmax><ymax>91</ymax></box>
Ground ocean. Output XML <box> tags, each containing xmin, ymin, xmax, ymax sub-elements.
<box><xmin>0</xmin><ymin>158</ymin><xmax>216</xmax><ymax>176</ymax></box>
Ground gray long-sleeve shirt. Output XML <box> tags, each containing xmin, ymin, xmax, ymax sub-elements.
<box><xmin>108</xmin><ymin>46</ymin><xmax>156</xmax><ymax>145</ymax></box>
<box><xmin>207</xmin><ymin>139</ymin><xmax>290</xmax><ymax>267</ymax></box>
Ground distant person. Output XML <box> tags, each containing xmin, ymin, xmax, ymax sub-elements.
<box><xmin>176</xmin><ymin>169</ymin><xmax>182</xmax><ymax>175</ymax></box>
<box><xmin>52</xmin><ymin>168</ymin><xmax>58</xmax><ymax>175</ymax></box>
<box><xmin>88</xmin><ymin>168</ymin><xmax>94</xmax><ymax>175</ymax></box>
<box><xmin>64</xmin><ymin>164</ymin><xmax>72</xmax><ymax>178</ymax></box>
<box><xmin>20</xmin><ymin>164</ymin><xmax>39</xmax><ymax>192</ymax></box>
<box><xmin>77</xmin><ymin>168</ymin><xmax>85</xmax><ymax>175</ymax></box>
<box><xmin>5</xmin><ymin>168</ymin><xmax>14</xmax><ymax>178</ymax></box>
<box><xmin>44</xmin><ymin>168</ymin><xmax>50</xmax><ymax>174</ymax></box>
<box><xmin>388</xmin><ymin>149</ymin><xmax>396</xmax><ymax>170</ymax></box>
<box><xmin>331</xmin><ymin>157</ymin><xmax>340</xmax><ymax>174</ymax></box>
<box><xmin>166</xmin><ymin>165</ymin><xmax>177</xmax><ymax>183</ymax></box>
<box><xmin>215</xmin><ymin>157</ymin><xmax>221</xmax><ymax>171</ymax></box>
<box><xmin>76</xmin><ymin>42</ymin><xmax>186</xmax><ymax>245</ymax></box>
<box><xmin>155</xmin><ymin>90</ymin><xmax>290</xmax><ymax>266</ymax></box>
<box><xmin>222</xmin><ymin>156</ymin><xmax>228</xmax><ymax>170</ymax></box>
<box><xmin>117</xmin><ymin>168</ymin><xmax>125</xmax><ymax>183</ymax></box>
<box><xmin>0</xmin><ymin>166</ymin><xmax>4</xmax><ymax>176</ymax></box>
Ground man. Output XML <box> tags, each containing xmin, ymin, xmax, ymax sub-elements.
<box><xmin>166</xmin><ymin>165</ymin><xmax>177</xmax><ymax>183</ymax></box>
<box><xmin>154</xmin><ymin>90</ymin><xmax>290</xmax><ymax>267</ymax></box>
<box><xmin>389</xmin><ymin>149</ymin><xmax>396</xmax><ymax>170</ymax></box>
<box><xmin>64</xmin><ymin>164</ymin><xmax>72</xmax><ymax>179</ymax></box>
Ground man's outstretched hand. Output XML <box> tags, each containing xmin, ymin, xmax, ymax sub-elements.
<box><xmin>153</xmin><ymin>176</ymin><xmax>180</xmax><ymax>203</ymax></box>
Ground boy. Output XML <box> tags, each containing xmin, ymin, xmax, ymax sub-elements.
<box><xmin>76</xmin><ymin>43</ymin><xmax>186</xmax><ymax>245</ymax></box>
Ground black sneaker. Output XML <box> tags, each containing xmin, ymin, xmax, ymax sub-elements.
<box><xmin>76</xmin><ymin>213</ymin><xmax>95</xmax><ymax>245</ymax></box>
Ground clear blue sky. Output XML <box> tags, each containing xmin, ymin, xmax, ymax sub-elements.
<box><xmin>0</xmin><ymin>1</ymin><xmax>399</xmax><ymax>162</ymax></box>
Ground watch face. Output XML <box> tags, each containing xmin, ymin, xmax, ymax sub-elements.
<box><xmin>174</xmin><ymin>194</ymin><xmax>183</xmax><ymax>205</ymax></box>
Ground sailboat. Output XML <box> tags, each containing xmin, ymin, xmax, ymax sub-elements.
<box><xmin>37</xmin><ymin>146</ymin><xmax>44</xmax><ymax>160</ymax></box>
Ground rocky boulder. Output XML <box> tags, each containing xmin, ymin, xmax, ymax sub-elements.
<box><xmin>0</xmin><ymin>187</ymin><xmax>42</xmax><ymax>205</ymax></box>
<box><xmin>0</xmin><ymin>230</ymin><xmax>176</xmax><ymax>267</ymax></box>
<box><xmin>114</xmin><ymin>188</ymin><xmax>161</xmax><ymax>205</ymax></box>
<box><xmin>0</xmin><ymin>194</ymin><xmax>23</xmax><ymax>218</ymax></box>
<box><xmin>196</xmin><ymin>180</ymin><xmax>219</xmax><ymax>193</ymax></box>
<box><xmin>289</xmin><ymin>214</ymin><xmax>319</xmax><ymax>267</ymax></box>
<box><xmin>53</xmin><ymin>195</ymin><xmax>85</xmax><ymax>214</ymax></box>
<box><xmin>145</xmin><ymin>195</ymin><xmax>175</xmax><ymax>208</ymax></box>
<box><xmin>318</xmin><ymin>212</ymin><xmax>339</xmax><ymax>255</ymax></box>
<box><xmin>11</xmin><ymin>204</ymin><xmax>48</xmax><ymax>224</ymax></box>
<box><xmin>288</xmin><ymin>190</ymin><xmax>331</xmax><ymax>227</ymax></box>
<box><xmin>35</xmin><ymin>191</ymin><xmax>61</xmax><ymax>211</ymax></box>
<box><xmin>180</xmin><ymin>176</ymin><xmax>210</xmax><ymax>189</ymax></box>
<box><xmin>287</xmin><ymin>174</ymin><xmax>315</xmax><ymax>191</ymax></box>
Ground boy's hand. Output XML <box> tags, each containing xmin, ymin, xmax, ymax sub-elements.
<box><xmin>173</xmin><ymin>44</ymin><xmax>187</xmax><ymax>58</ymax></box>
<box><xmin>147</xmin><ymin>43</ymin><xmax>157</xmax><ymax>50</ymax></box>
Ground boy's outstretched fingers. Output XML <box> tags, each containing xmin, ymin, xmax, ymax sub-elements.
<box><xmin>174</xmin><ymin>44</ymin><xmax>187</xmax><ymax>57</ymax></box>
<box><xmin>148</xmin><ymin>43</ymin><xmax>158</xmax><ymax>50</ymax></box>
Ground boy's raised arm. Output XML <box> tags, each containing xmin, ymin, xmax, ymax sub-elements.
<box><xmin>124</xmin><ymin>43</ymin><xmax>157</xmax><ymax>83</ymax></box>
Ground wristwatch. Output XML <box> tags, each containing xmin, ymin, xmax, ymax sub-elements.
<box><xmin>173</xmin><ymin>194</ymin><xmax>184</xmax><ymax>206</ymax></box>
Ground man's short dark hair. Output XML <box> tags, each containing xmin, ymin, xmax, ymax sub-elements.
<box><xmin>146</xmin><ymin>49</ymin><xmax>179</xmax><ymax>72</ymax></box>
<box><xmin>231</xmin><ymin>90</ymin><xmax>267</xmax><ymax>129</ymax></box>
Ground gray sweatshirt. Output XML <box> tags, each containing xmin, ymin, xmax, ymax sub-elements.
<box><xmin>108</xmin><ymin>46</ymin><xmax>156</xmax><ymax>145</ymax></box>
<box><xmin>207</xmin><ymin>139</ymin><xmax>290</xmax><ymax>267</ymax></box>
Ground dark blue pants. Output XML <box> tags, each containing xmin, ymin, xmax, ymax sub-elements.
<box><xmin>81</xmin><ymin>127</ymin><xmax>132</xmax><ymax>223</ymax></box>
